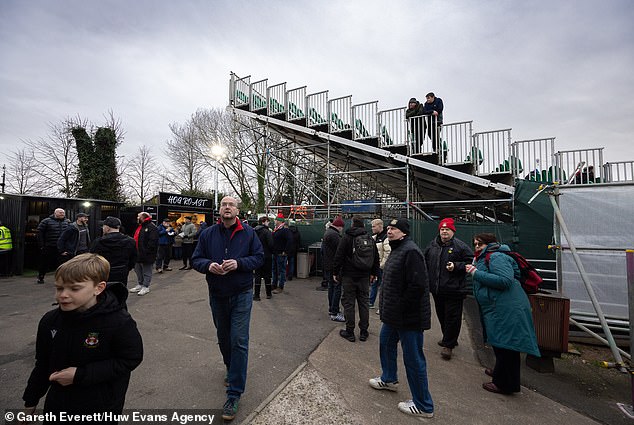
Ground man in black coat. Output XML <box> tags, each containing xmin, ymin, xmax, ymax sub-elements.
<box><xmin>36</xmin><ymin>208</ymin><xmax>70</xmax><ymax>284</ymax></box>
<box><xmin>253</xmin><ymin>216</ymin><xmax>274</xmax><ymax>300</ymax></box>
<box><xmin>58</xmin><ymin>212</ymin><xmax>91</xmax><ymax>263</ymax></box>
<box><xmin>129</xmin><ymin>212</ymin><xmax>158</xmax><ymax>296</ymax></box>
<box><xmin>90</xmin><ymin>216</ymin><xmax>137</xmax><ymax>286</ymax></box>
<box><xmin>323</xmin><ymin>217</ymin><xmax>344</xmax><ymax>322</ymax></box>
<box><xmin>369</xmin><ymin>218</ymin><xmax>434</xmax><ymax>418</ymax></box>
<box><xmin>286</xmin><ymin>225</ymin><xmax>301</xmax><ymax>281</ymax></box>
<box><xmin>333</xmin><ymin>216</ymin><xmax>379</xmax><ymax>342</ymax></box>
<box><xmin>405</xmin><ymin>97</ymin><xmax>425</xmax><ymax>148</ymax></box>
<box><xmin>271</xmin><ymin>214</ymin><xmax>292</xmax><ymax>294</ymax></box>
<box><xmin>424</xmin><ymin>217</ymin><xmax>473</xmax><ymax>360</ymax></box>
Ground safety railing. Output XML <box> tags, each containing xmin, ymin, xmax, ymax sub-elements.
<box><xmin>352</xmin><ymin>101</ymin><xmax>378</xmax><ymax>141</ymax></box>
<box><xmin>512</xmin><ymin>137</ymin><xmax>556</xmax><ymax>181</ymax></box>
<box><xmin>287</xmin><ymin>86</ymin><xmax>306</xmax><ymax>122</ymax></box>
<box><xmin>250</xmin><ymin>79</ymin><xmax>267</xmax><ymax>112</ymax></box>
<box><xmin>378</xmin><ymin>107</ymin><xmax>407</xmax><ymax>148</ymax></box>
<box><xmin>230</xmin><ymin>73</ymin><xmax>250</xmax><ymax>108</ymax></box>
<box><xmin>267</xmin><ymin>82</ymin><xmax>286</xmax><ymax>116</ymax></box>
<box><xmin>472</xmin><ymin>129</ymin><xmax>513</xmax><ymax>176</ymax></box>
<box><xmin>554</xmin><ymin>148</ymin><xmax>604</xmax><ymax>184</ymax></box>
<box><xmin>603</xmin><ymin>161</ymin><xmax>634</xmax><ymax>183</ymax></box>
<box><xmin>443</xmin><ymin>120</ymin><xmax>473</xmax><ymax>166</ymax></box>
<box><xmin>329</xmin><ymin>95</ymin><xmax>352</xmax><ymax>134</ymax></box>
<box><xmin>306</xmin><ymin>90</ymin><xmax>328</xmax><ymax>128</ymax></box>
<box><xmin>408</xmin><ymin>115</ymin><xmax>439</xmax><ymax>156</ymax></box>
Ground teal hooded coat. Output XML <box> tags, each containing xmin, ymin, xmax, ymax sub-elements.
<box><xmin>472</xmin><ymin>243</ymin><xmax>540</xmax><ymax>357</ymax></box>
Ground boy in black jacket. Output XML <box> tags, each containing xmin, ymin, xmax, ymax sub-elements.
<box><xmin>22</xmin><ymin>253</ymin><xmax>143</xmax><ymax>419</ymax></box>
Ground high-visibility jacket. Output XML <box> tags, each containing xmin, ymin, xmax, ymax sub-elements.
<box><xmin>0</xmin><ymin>226</ymin><xmax>12</xmax><ymax>251</ymax></box>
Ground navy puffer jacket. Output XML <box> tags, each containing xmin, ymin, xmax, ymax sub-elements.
<box><xmin>379</xmin><ymin>237</ymin><xmax>431</xmax><ymax>330</ymax></box>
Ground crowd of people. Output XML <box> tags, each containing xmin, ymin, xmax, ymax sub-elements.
<box><xmin>22</xmin><ymin>202</ymin><xmax>539</xmax><ymax>421</ymax></box>
<box><xmin>319</xmin><ymin>214</ymin><xmax>539</xmax><ymax>418</ymax></box>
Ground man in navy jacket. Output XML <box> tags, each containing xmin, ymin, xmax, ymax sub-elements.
<box><xmin>192</xmin><ymin>196</ymin><xmax>263</xmax><ymax>422</ymax></box>
<box><xmin>422</xmin><ymin>92</ymin><xmax>444</xmax><ymax>154</ymax></box>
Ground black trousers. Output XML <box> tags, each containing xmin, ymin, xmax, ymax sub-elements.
<box><xmin>253</xmin><ymin>258</ymin><xmax>273</xmax><ymax>297</ymax></box>
<box><xmin>182</xmin><ymin>244</ymin><xmax>194</xmax><ymax>266</ymax></box>
<box><xmin>492</xmin><ymin>346</ymin><xmax>521</xmax><ymax>393</ymax></box>
<box><xmin>341</xmin><ymin>276</ymin><xmax>369</xmax><ymax>333</ymax></box>
<box><xmin>432</xmin><ymin>294</ymin><xmax>464</xmax><ymax>349</ymax></box>
<box><xmin>156</xmin><ymin>244</ymin><xmax>172</xmax><ymax>268</ymax></box>
<box><xmin>38</xmin><ymin>246</ymin><xmax>60</xmax><ymax>279</ymax></box>
<box><xmin>0</xmin><ymin>251</ymin><xmax>10</xmax><ymax>276</ymax></box>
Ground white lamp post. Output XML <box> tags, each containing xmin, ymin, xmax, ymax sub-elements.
<box><xmin>210</xmin><ymin>144</ymin><xmax>227</xmax><ymax>211</ymax></box>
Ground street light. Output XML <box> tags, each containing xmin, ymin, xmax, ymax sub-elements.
<box><xmin>210</xmin><ymin>144</ymin><xmax>227</xmax><ymax>212</ymax></box>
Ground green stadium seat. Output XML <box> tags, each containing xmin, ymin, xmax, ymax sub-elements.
<box><xmin>466</xmin><ymin>146</ymin><xmax>483</xmax><ymax>165</ymax></box>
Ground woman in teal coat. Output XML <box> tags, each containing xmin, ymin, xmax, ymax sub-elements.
<box><xmin>466</xmin><ymin>233</ymin><xmax>539</xmax><ymax>394</ymax></box>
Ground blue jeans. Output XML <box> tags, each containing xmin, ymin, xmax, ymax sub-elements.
<box><xmin>326</xmin><ymin>270</ymin><xmax>342</xmax><ymax>315</ymax></box>
<box><xmin>369</xmin><ymin>269</ymin><xmax>382</xmax><ymax>306</ymax></box>
<box><xmin>379</xmin><ymin>323</ymin><xmax>434</xmax><ymax>413</ymax></box>
<box><xmin>272</xmin><ymin>254</ymin><xmax>287</xmax><ymax>288</ymax></box>
<box><xmin>209</xmin><ymin>289</ymin><xmax>253</xmax><ymax>399</ymax></box>
<box><xmin>287</xmin><ymin>255</ymin><xmax>295</xmax><ymax>279</ymax></box>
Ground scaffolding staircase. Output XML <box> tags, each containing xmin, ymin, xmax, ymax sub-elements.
<box><xmin>228</xmin><ymin>72</ymin><xmax>634</xmax><ymax>206</ymax></box>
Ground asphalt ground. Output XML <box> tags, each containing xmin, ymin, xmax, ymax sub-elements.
<box><xmin>0</xmin><ymin>270</ymin><xmax>630</xmax><ymax>424</ymax></box>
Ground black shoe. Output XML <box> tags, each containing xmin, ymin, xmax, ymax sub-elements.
<box><xmin>36</xmin><ymin>278</ymin><xmax>44</xmax><ymax>284</ymax></box>
<box><xmin>184</xmin><ymin>266</ymin><xmax>192</xmax><ymax>270</ymax></box>
<box><xmin>360</xmin><ymin>330</ymin><xmax>369</xmax><ymax>342</ymax></box>
<box><xmin>179</xmin><ymin>266</ymin><xmax>187</xmax><ymax>270</ymax></box>
<box><xmin>266</xmin><ymin>294</ymin><xmax>272</xmax><ymax>299</ymax></box>
<box><xmin>339</xmin><ymin>329</ymin><xmax>356</xmax><ymax>342</ymax></box>
<box><xmin>253</xmin><ymin>296</ymin><xmax>261</xmax><ymax>301</ymax></box>
<box><xmin>316</xmin><ymin>286</ymin><xmax>328</xmax><ymax>291</ymax></box>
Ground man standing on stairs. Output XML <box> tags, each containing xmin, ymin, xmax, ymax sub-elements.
<box><xmin>406</xmin><ymin>97</ymin><xmax>425</xmax><ymax>148</ymax></box>
<box><xmin>424</xmin><ymin>218</ymin><xmax>472</xmax><ymax>360</ymax></box>
<box><xmin>422</xmin><ymin>92</ymin><xmax>444</xmax><ymax>155</ymax></box>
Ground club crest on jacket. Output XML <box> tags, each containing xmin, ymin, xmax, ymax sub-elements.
<box><xmin>84</xmin><ymin>332</ymin><xmax>99</xmax><ymax>348</ymax></box>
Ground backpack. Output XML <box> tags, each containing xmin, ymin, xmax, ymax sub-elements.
<box><xmin>484</xmin><ymin>250</ymin><xmax>542</xmax><ymax>294</ymax></box>
<box><xmin>352</xmin><ymin>234</ymin><xmax>375</xmax><ymax>271</ymax></box>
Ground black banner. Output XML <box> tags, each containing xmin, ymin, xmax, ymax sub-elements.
<box><xmin>158</xmin><ymin>192</ymin><xmax>212</xmax><ymax>209</ymax></box>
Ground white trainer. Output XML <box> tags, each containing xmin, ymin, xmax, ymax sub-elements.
<box><xmin>397</xmin><ymin>400</ymin><xmax>434</xmax><ymax>418</ymax></box>
<box><xmin>369</xmin><ymin>377</ymin><xmax>399</xmax><ymax>391</ymax></box>
<box><xmin>138</xmin><ymin>287</ymin><xmax>150</xmax><ymax>296</ymax></box>
<box><xmin>331</xmin><ymin>313</ymin><xmax>345</xmax><ymax>322</ymax></box>
<box><xmin>129</xmin><ymin>285</ymin><xmax>143</xmax><ymax>293</ymax></box>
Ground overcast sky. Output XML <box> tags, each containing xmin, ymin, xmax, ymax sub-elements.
<box><xmin>1</xmin><ymin>0</ymin><xmax>633</xmax><ymax>165</ymax></box>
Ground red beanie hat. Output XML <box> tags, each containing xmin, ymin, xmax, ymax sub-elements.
<box><xmin>332</xmin><ymin>216</ymin><xmax>344</xmax><ymax>227</ymax></box>
<box><xmin>276</xmin><ymin>213</ymin><xmax>285</xmax><ymax>221</ymax></box>
<box><xmin>439</xmin><ymin>218</ymin><xmax>456</xmax><ymax>232</ymax></box>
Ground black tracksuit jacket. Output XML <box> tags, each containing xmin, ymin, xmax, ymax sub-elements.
<box><xmin>22</xmin><ymin>286</ymin><xmax>143</xmax><ymax>416</ymax></box>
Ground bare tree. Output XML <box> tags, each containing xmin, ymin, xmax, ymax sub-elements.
<box><xmin>6</xmin><ymin>148</ymin><xmax>45</xmax><ymax>195</ymax></box>
<box><xmin>102</xmin><ymin>109</ymin><xmax>126</xmax><ymax>146</ymax></box>
<box><xmin>23</xmin><ymin>119</ymin><xmax>80</xmax><ymax>197</ymax></box>
<box><xmin>164</xmin><ymin>118</ymin><xmax>211</xmax><ymax>195</ymax></box>
<box><xmin>123</xmin><ymin>145</ymin><xmax>157</xmax><ymax>204</ymax></box>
